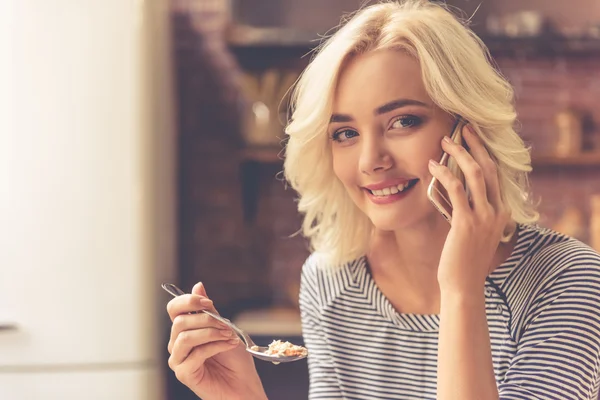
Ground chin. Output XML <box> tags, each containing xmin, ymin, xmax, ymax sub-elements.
<box><xmin>367</xmin><ymin>207</ymin><xmax>427</xmax><ymax>232</ymax></box>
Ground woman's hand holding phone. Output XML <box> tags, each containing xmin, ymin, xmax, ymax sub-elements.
<box><xmin>427</xmin><ymin>124</ymin><xmax>511</xmax><ymax>294</ymax></box>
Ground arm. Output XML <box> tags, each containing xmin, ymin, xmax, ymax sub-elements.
<box><xmin>299</xmin><ymin>257</ymin><xmax>344</xmax><ymax>400</ymax></box>
<box><xmin>438</xmin><ymin>289</ymin><xmax>498</xmax><ymax>400</ymax></box>
<box><xmin>430</xmin><ymin>125</ymin><xmax>507</xmax><ymax>400</ymax></box>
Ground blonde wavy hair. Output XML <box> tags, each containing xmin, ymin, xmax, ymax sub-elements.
<box><xmin>283</xmin><ymin>0</ymin><xmax>539</xmax><ymax>268</ymax></box>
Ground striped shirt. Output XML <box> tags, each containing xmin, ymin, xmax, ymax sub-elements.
<box><xmin>299</xmin><ymin>224</ymin><xmax>600</xmax><ymax>399</ymax></box>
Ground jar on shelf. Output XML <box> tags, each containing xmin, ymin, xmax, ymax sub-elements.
<box><xmin>239</xmin><ymin>69</ymin><xmax>298</xmax><ymax>147</ymax></box>
<box><xmin>554</xmin><ymin>108</ymin><xmax>584</xmax><ymax>156</ymax></box>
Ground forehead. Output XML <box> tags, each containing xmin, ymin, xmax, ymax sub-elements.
<box><xmin>333</xmin><ymin>50</ymin><xmax>429</xmax><ymax>113</ymax></box>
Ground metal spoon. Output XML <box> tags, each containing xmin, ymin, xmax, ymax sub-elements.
<box><xmin>161</xmin><ymin>283</ymin><xmax>307</xmax><ymax>364</ymax></box>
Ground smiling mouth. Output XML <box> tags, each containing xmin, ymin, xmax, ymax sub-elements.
<box><xmin>366</xmin><ymin>179</ymin><xmax>419</xmax><ymax>197</ymax></box>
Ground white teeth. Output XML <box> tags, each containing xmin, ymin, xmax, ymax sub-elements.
<box><xmin>370</xmin><ymin>182</ymin><xmax>414</xmax><ymax>196</ymax></box>
<box><xmin>397</xmin><ymin>182</ymin><xmax>410</xmax><ymax>191</ymax></box>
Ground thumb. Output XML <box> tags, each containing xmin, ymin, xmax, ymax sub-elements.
<box><xmin>192</xmin><ymin>281</ymin><xmax>208</xmax><ymax>297</ymax></box>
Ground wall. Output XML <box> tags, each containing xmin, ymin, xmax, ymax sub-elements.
<box><xmin>171</xmin><ymin>0</ymin><xmax>600</xmax><ymax>317</ymax></box>
<box><xmin>231</xmin><ymin>0</ymin><xmax>600</xmax><ymax>33</ymax></box>
<box><xmin>171</xmin><ymin>0</ymin><xmax>278</xmax><ymax>313</ymax></box>
<box><xmin>1</xmin><ymin>0</ymin><xmax>175</xmax><ymax>399</ymax></box>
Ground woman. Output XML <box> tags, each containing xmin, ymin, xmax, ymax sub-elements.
<box><xmin>165</xmin><ymin>1</ymin><xmax>600</xmax><ymax>399</ymax></box>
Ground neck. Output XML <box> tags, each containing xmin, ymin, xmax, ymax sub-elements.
<box><xmin>367</xmin><ymin>217</ymin><xmax>518</xmax><ymax>314</ymax></box>
<box><xmin>369</xmin><ymin>216</ymin><xmax>449</xmax><ymax>276</ymax></box>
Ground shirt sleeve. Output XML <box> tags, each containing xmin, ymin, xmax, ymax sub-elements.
<box><xmin>498</xmin><ymin>260</ymin><xmax>600</xmax><ymax>400</ymax></box>
<box><xmin>299</xmin><ymin>256</ymin><xmax>344</xmax><ymax>399</ymax></box>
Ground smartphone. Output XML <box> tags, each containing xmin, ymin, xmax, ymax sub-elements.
<box><xmin>426</xmin><ymin>117</ymin><xmax>468</xmax><ymax>224</ymax></box>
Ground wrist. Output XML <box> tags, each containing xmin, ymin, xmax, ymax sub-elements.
<box><xmin>244</xmin><ymin>383</ymin><xmax>267</xmax><ymax>400</ymax></box>
<box><xmin>248</xmin><ymin>394</ymin><xmax>268</xmax><ymax>400</ymax></box>
<box><xmin>253</xmin><ymin>390</ymin><xmax>269</xmax><ymax>400</ymax></box>
<box><xmin>438</xmin><ymin>277</ymin><xmax>487</xmax><ymax>300</ymax></box>
<box><xmin>440</xmin><ymin>289</ymin><xmax>486</xmax><ymax>310</ymax></box>
<box><xmin>228</xmin><ymin>391</ymin><xmax>267</xmax><ymax>400</ymax></box>
<box><xmin>247</xmin><ymin>380</ymin><xmax>268</xmax><ymax>400</ymax></box>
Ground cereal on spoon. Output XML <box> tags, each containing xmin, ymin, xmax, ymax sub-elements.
<box><xmin>251</xmin><ymin>340</ymin><xmax>308</xmax><ymax>357</ymax></box>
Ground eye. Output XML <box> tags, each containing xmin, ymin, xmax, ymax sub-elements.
<box><xmin>331</xmin><ymin>129</ymin><xmax>359</xmax><ymax>143</ymax></box>
<box><xmin>390</xmin><ymin>115</ymin><xmax>422</xmax><ymax>129</ymax></box>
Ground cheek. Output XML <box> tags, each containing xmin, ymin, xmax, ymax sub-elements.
<box><xmin>389</xmin><ymin>141</ymin><xmax>436</xmax><ymax>177</ymax></box>
<box><xmin>415</xmin><ymin>133</ymin><xmax>444</xmax><ymax>164</ymax></box>
<box><xmin>331</xmin><ymin>156</ymin><xmax>346</xmax><ymax>183</ymax></box>
<box><xmin>331</xmin><ymin>151</ymin><xmax>356</xmax><ymax>187</ymax></box>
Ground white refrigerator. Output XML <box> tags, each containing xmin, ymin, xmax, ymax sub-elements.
<box><xmin>1</xmin><ymin>1</ymin><xmax>176</xmax><ymax>399</ymax></box>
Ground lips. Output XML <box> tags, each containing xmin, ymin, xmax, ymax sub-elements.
<box><xmin>363</xmin><ymin>179</ymin><xmax>420</xmax><ymax>205</ymax></box>
<box><xmin>364</xmin><ymin>179</ymin><xmax>419</xmax><ymax>196</ymax></box>
<box><xmin>364</xmin><ymin>178</ymin><xmax>417</xmax><ymax>192</ymax></box>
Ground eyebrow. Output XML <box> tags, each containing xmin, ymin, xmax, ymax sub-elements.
<box><xmin>329</xmin><ymin>98</ymin><xmax>430</xmax><ymax>123</ymax></box>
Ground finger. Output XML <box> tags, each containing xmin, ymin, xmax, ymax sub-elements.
<box><xmin>429</xmin><ymin>158</ymin><xmax>470</xmax><ymax>214</ymax></box>
<box><xmin>169</xmin><ymin>313</ymin><xmax>231</xmax><ymax>353</ymax></box>
<box><xmin>192</xmin><ymin>282</ymin><xmax>221</xmax><ymax>315</ymax></box>
<box><xmin>192</xmin><ymin>282</ymin><xmax>208</xmax><ymax>297</ymax></box>
<box><xmin>463</xmin><ymin>126</ymin><xmax>503</xmax><ymax>209</ymax></box>
<box><xmin>166</xmin><ymin>294</ymin><xmax>214</xmax><ymax>322</ymax></box>
<box><xmin>170</xmin><ymin>330</ymin><xmax>240</xmax><ymax>367</ymax></box>
<box><xmin>440</xmin><ymin>134</ymin><xmax>487</xmax><ymax>210</ymax></box>
<box><xmin>171</xmin><ymin>338</ymin><xmax>241</xmax><ymax>380</ymax></box>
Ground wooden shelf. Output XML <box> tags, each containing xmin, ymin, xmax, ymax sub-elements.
<box><xmin>226</xmin><ymin>26</ymin><xmax>316</xmax><ymax>69</ymax></box>
<box><xmin>481</xmin><ymin>35</ymin><xmax>600</xmax><ymax>57</ymax></box>
<box><xmin>227</xmin><ymin>26</ymin><xmax>319</xmax><ymax>48</ymax></box>
<box><xmin>226</xmin><ymin>25</ymin><xmax>600</xmax><ymax>58</ymax></box>
<box><xmin>531</xmin><ymin>152</ymin><xmax>600</xmax><ymax>168</ymax></box>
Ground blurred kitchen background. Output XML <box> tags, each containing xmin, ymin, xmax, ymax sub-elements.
<box><xmin>2</xmin><ymin>0</ymin><xmax>600</xmax><ymax>399</ymax></box>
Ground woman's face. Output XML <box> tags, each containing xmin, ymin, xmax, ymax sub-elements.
<box><xmin>329</xmin><ymin>50</ymin><xmax>455</xmax><ymax>232</ymax></box>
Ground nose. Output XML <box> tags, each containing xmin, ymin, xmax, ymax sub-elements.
<box><xmin>358</xmin><ymin>134</ymin><xmax>393</xmax><ymax>175</ymax></box>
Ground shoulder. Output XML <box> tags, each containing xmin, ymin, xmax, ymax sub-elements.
<box><xmin>501</xmin><ymin>224</ymin><xmax>600</xmax><ymax>312</ymax></box>
<box><xmin>506</xmin><ymin>225</ymin><xmax>600</xmax><ymax>341</ymax></box>
<box><xmin>523</xmin><ymin>224</ymin><xmax>600</xmax><ymax>281</ymax></box>
<box><xmin>507</xmin><ymin>224</ymin><xmax>600</xmax><ymax>311</ymax></box>
<box><xmin>301</xmin><ymin>252</ymin><xmax>366</xmax><ymax>279</ymax></box>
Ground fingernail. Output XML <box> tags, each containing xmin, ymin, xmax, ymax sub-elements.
<box><xmin>429</xmin><ymin>159</ymin><xmax>439</xmax><ymax>168</ymax></box>
<box><xmin>200</xmin><ymin>299</ymin><xmax>213</xmax><ymax>307</ymax></box>
<box><xmin>228</xmin><ymin>338</ymin><xmax>240</xmax><ymax>345</ymax></box>
<box><xmin>220</xmin><ymin>329</ymin><xmax>233</xmax><ymax>337</ymax></box>
<box><xmin>443</xmin><ymin>136</ymin><xmax>452</xmax><ymax>144</ymax></box>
